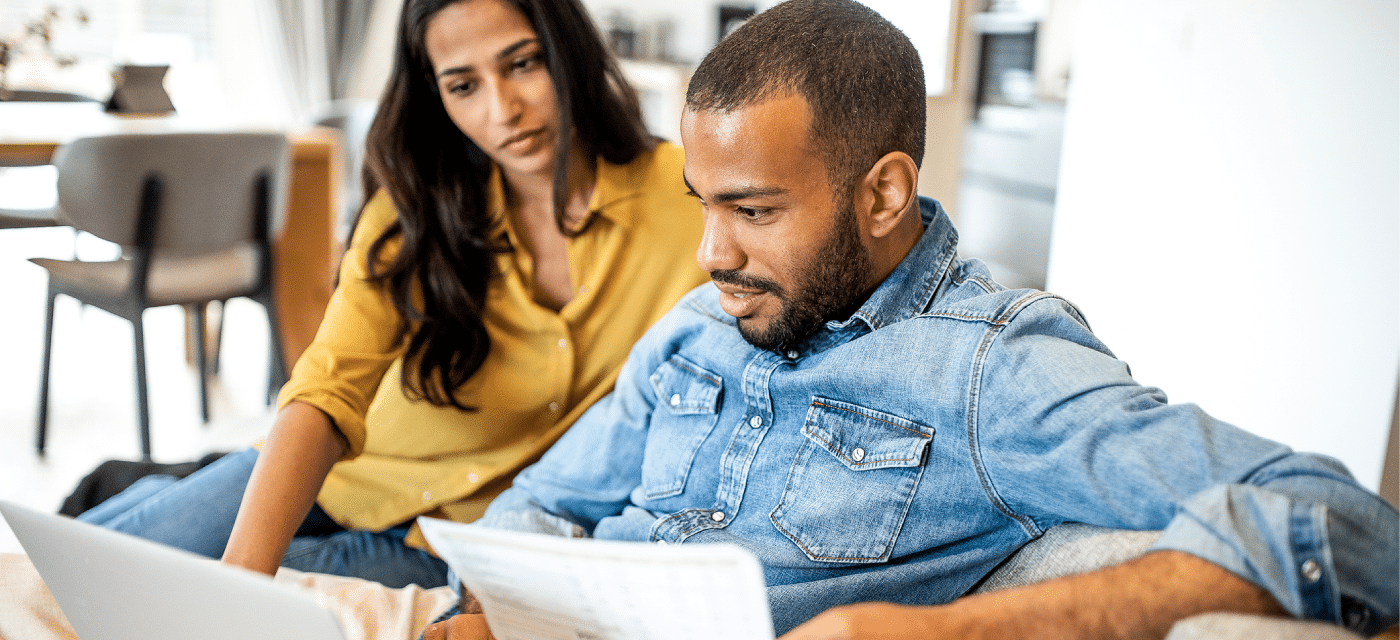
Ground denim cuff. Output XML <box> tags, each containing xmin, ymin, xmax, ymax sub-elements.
<box><xmin>1148</xmin><ymin>485</ymin><xmax>1328</xmax><ymax>622</ymax></box>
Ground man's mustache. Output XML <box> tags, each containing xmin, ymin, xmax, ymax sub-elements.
<box><xmin>709</xmin><ymin>269</ymin><xmax>784</xmax><ymax>296</ymax></box>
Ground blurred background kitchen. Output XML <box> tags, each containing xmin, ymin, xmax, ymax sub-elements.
<box><xmin>0</xmin><ymin>0</ymin><xmax>1394</xmax><ymax>555</ymax></box>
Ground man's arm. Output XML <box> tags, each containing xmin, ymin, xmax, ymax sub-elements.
<box><xmin>971</xmin><ymin>296</ymin><xmax>1399</xmax><ymax>631</ymax></box>
<box><xmin>420</xmin><ymin>549</ymin><xmax>1286</xmax><ymax>640</ymax></box>
<box><xmin>781</xmin><ymin>550</ymin><xmax>1286</xmax><ymax>640</ymax></box>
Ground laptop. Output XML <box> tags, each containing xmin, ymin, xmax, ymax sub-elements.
<box><xmin>0</xmin><ymin>500</ymin><xmax>344</xmax><ymax>640</ymax></box>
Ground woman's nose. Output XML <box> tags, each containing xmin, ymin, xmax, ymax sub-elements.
<box><xmin>487</xmin><ymin>78</ymin><xmax>524</xmax><ymax>124</ymax></box>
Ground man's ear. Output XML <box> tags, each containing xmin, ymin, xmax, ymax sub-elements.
<box><xmin>855</xmin><ymin>151</ymin><xmax>919</xmax><ymax>239</ymax></box>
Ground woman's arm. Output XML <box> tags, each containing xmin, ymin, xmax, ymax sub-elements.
<box><xmin>221</xmin><ymin>400</ymin><xmax>346</xmax><ymax>576</ymax></box>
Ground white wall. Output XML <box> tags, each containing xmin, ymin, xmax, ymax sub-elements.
<box><xmin>1048</xmin><ymin>0</ymin><xmax>1398</xmax><ymax>489</ymax></box>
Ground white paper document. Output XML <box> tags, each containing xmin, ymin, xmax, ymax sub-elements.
<box><xmin>417</xmin><ymin>518</ymin><xmax>776</xmax><ymax>640</ymax></box>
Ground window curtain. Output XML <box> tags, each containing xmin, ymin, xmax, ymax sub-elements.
<box><xmin>208</xmin><ymin>0</ymin><xmax>375</xmax><ymax>126</ymax></box>
<box><xmin>324</xmin><ymin>0</ymin><xmax>378</xmax><ymax>100</ymax></box>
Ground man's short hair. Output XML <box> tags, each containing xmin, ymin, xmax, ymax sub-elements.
<box><xmin>686</xmin><ymin>0</ymin><xmax>926</xmax><ymax>198</ymax></box>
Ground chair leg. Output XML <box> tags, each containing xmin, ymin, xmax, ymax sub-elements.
<box><xmin>35</xmin><ymin>289</ymin><xmax>57</xmax><ymax>455</ymax></box>
<box><xmin>193</xmin><ymin>303</ymin><xmax>210</xmax><ymax>423</ymax></box>
<box><xmin>260</xmin><ymin>295</ymin><xmax>287</xmax><ymax>406</ymax></box>
<box><xmin>132</xmin><ymin>312</ymin><xmax>153</xmax><ymax>460</ymax></box>
<box><xmin>210</xmin><ymin>299</ymin><xmax>225</xmax><ymax>375</ymax></box>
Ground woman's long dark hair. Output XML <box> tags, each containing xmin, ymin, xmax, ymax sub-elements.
<box><xmin>360</xmin><ymin>0</ymin><xmax>653</xmax><ymax>410</ymax></box>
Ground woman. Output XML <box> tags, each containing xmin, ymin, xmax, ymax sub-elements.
<box><xmin>77</xmin><ymin>0</ymin><xmax>707</xmax><ymax>589</ymax></box>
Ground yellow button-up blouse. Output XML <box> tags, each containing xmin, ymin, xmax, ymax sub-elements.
<box><xmin>276</xmin><ymin>142</ymin><xmax>707</xmax><ymax>549</ymax></box>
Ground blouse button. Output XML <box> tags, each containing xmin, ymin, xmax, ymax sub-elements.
<box><xmin>421</xmin><ymin>491</ymin><xmax>432</xmax><ymax>502</ymax></box>
<box><xmin>548</xmin><ymin>401</ymin><xmax>560</xmax><ymax>412</ymax></box>
<box><xmin>749</xmin><ymin>416</ymin><xmax>763</xmax><ymax>428</ymax></box>
<box><xmin>1300</xmin><ymin>559</ymin><xmax>1322</xmax><ymax>583</ymax></box>
<box><xmin>468</xmin><ymin>473</ymin><xmax>479</xmax><ymax>483</ymax></box>
<box><xmin>851</xmin><ymin>448</ymin><xmax>866</xmax><ymax>462</ymax></box>
<box><xmin>557</xmin><ymin>338</ymin><xmax>568</xmax><ymax>350</ymax></box>
<box><xmin>711</xmin><ymin>511</ymin><xmax>725</xmax><ymax>522</ymax></box>
<box><xmin>670</xmin><ymin>394</ymin><xmax>681</xmax><ymax>407</ymax></box>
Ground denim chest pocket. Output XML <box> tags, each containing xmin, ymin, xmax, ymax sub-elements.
<box><xmin>770</xmin><ymin>397</ymin><xmax>933</xmax><ymax>563</ymax></box>
<box><xmin>643</xmin><ymin>355</ymin><xmax>722</xmax><ymax>499</ymax></box>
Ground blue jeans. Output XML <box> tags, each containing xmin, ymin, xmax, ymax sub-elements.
<box><xmin>76</xmin><ymin>447</ymin><xmax>449</xmax><ymax>589</ymax></box>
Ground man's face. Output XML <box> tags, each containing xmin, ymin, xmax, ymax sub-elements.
<box><xmin>680</xmin><ymin>95</ymin><xmax>874</xmax><ymax>351</ymax></box>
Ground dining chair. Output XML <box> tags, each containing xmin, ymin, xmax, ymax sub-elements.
<box><xmin>30</xmin><ymin>132</ymin><xmax>291</xmax><ymax>459</ymax></box>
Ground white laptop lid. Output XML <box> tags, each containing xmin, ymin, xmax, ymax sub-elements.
<box><xmin>0</xmin><ymin>500</ymin><xmax>344</xmax><ymax>640</ymax></box>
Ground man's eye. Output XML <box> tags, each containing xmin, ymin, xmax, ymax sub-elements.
<box><xmin>736</xmin><ymin>206</ymin><xmax>766</xmax><ymax>220</ymax></box>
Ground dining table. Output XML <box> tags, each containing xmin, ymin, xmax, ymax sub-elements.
<box><xmin>0</xmin><ymin>100</ymin><xmax>343</xmax><ymax>376</ymax></box>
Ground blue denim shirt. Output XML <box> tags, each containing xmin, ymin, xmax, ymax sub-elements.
<box><xmin>480</xmin><ymin>197</ymin><xmax>1399</xmax><ymax>635</ymax></box>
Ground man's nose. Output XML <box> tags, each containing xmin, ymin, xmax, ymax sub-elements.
<box><xmin>697</xmin><ymin>210</ymin><xmax>743</xmax><ymax>273</ymax></box>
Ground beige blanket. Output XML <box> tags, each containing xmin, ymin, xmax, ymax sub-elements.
<box><xmin>0</xmin><ymin>553</ymin><xmax>458</xmax><ymax>640</ymax></box>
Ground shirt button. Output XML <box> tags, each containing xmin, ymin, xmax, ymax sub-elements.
<box><xmin>422</xmin><ymin>491</ymin><xmax>432</xmax><ymax>502</ymax></box>
<box><xmin>851</xmin><ymin>447</ymin><xmax>866</xmax><ymax>462</ymax></box>
<box><xmin>656</xmin><ymin>540</ymin><xmax>668</xmax><ymax>545</ymax></box>
<box><xmin>1300</xmin><ymin>559</ymin><xmax>1322</xmax><ymax>583</ymax></box>
<box><xmin>670</xmin><ymin>394</ymin><xmax>681</xmax><ymax>407</ymax></box>
<box><xmin>749</xmin><ymin>416</ymin><xmax>763</xmax><ymax>428</ymax></box>
<box><xmin>786</xmin><ymin>349</ymin><xmax>799</xmax><ymax>360</ymax></box>
<box><xmin>711</xmin><ymin>511</ymin><xmax>725</xmax><ymax>522</ymax></box>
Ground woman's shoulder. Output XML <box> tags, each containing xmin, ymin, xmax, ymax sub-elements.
<box><xmin>348</xmin><ymin>190</ymin><xmax>399</xmax><ymax>243</ymax></box>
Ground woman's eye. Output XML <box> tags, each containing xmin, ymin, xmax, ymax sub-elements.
<box><xmin>447</xmin><ymin>79</ymin><xmax>477</xmax><ymax>95</ymax></box>
<box><xmin>513</xmin><ymin>53</ymin><xmax>543</xmax><ymax>71</ymax></box>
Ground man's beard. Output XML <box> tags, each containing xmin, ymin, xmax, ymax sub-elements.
<box><xmin>711</xmin><ymin>203</ymin><xmax>874</xmax><ymax>351</ymax></box>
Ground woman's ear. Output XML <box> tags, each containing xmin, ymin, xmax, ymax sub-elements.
<box><xmin>855</xmin><ymin>151</ymin><xmax>919</xmax><ymax>239</ymax></box>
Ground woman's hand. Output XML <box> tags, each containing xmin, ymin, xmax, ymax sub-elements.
<box><xmin>420</xmin><ymin>614</ymin><xmax>495</xmax><ymax>640</ymax></box>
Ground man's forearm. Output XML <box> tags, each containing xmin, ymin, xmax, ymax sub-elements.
<box><xmin>781</xmin><ymin>550</ymin><xmax>1287</xmax><ymax>640</ymax></box>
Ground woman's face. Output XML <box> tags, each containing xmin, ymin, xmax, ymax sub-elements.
<box><xmin>425</xmin><ymin>0</ymin><xmax>560</xmax><ymax>180</ymax></box>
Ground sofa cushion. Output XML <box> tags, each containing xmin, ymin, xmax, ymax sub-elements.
<box><xmin>971</xmin><ymin>523</ymin><xmax>1161</xmax><ymax>594</ymax></box>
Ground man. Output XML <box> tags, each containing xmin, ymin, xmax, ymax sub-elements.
<box><xmin>424</xmin><ymin>0</ymin><xmax>1399</xmax><ymax>638</ymax></box>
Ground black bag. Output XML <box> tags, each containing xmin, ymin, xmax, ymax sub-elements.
<box><xmin>58</xmin><ymin>452</ymin><xmax>228</xmax><ymax>517</ymax></box>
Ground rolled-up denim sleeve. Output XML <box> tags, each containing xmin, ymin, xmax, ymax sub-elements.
<box><xmin>1150</xmin><ymin>462</ymin><xmax>1399</xmax><ymax>636</ymax></box>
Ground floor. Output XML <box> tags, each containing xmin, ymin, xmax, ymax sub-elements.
<box><xmin>0</xmin><ymin>224</ymin><xmax>276</xmax><ymax>555</ymax></box>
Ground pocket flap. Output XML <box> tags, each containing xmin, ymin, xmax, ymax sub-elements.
<box><xmin>649</xmin><ymin>355</ymin><xmax>722</xmax><ymax>415</ymax></box>
<box><xmin>802</xmin><ymin>397</ymin><xmax>932</xmax><ymax>470</ymax></box>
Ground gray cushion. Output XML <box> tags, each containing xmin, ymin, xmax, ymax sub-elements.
<box><xmin>973</xmin><ymin>523</ymin><xmax>1160</xmax><ymax>594</ymax></box>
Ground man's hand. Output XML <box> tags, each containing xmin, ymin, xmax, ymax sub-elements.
<box><xmin>420</xmin><ymin>614</ymin><xmax>495</xmax><ymax>640</ymax></box>
<box><xmin>780</xmin><ymin>602</ymin><xmax>953</xmax><ymax>640</ymax></box>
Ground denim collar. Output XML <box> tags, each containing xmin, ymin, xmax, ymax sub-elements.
<box><xmin>829</xmin><ymin>196</ymin><xmax>958</xmax><ymax>334</ymax></box>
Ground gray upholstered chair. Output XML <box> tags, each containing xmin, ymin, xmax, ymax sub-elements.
<box><xmin>29</xmin><ymin>132</ymin><xmax>290</xmax><ymax>459</ymax></box>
